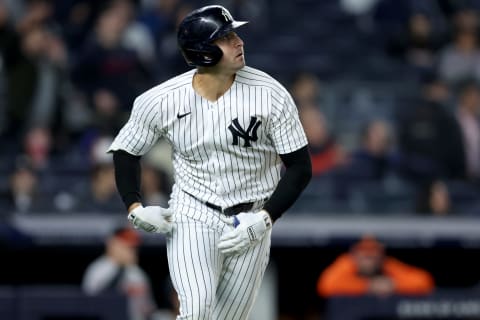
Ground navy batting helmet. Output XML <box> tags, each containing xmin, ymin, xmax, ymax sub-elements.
<box><xmin>177</xmin><ymin>5</ymin><xmax>248</xmax><ymax>67</ymax></box>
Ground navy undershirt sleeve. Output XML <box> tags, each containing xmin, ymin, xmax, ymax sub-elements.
<box><xmin>112</xmin><ymin>150</ymin><xmax>143</xmax><ymax>210</ymax></box>
<box><xmin>263</xmin><ymin>145</ymin><xmax>312</xmax><ymax>222</ymax></box>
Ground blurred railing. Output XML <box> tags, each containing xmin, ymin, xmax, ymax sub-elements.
<box><xmin>5</xmin><ymin>213</ymin><xmax>480</xmax><ymax>248</ymax></box>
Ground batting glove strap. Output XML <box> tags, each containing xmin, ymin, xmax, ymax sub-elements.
<box><xmin>127</xmin><ymin>205</ymin><xmax>173</xmax><ymax>234</ymax></box>
<box><xmin>243</xmin><ymin>210</ymin><xmax>272</xmax><ymax>242</ymax></box>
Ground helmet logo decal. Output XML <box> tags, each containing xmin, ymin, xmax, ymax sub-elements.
<box><xmin>221</xmin><ymin>9</ymin><xmax>230</xmax><ymax>22</ymax></box>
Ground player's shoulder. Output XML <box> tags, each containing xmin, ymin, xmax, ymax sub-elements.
<box><xmin>236</xmin><ymin>66</ymin><xmax>289</xmax><ymax>96</ymax></box>
<box><xmin>135</xmin><ymin>69</ymin><xmax>195</xmax><ymax>104</ymax></box>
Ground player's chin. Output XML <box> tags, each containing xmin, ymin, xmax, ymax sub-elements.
<box><xmin>235</xmin><ymin>57</ymin><xmax>246</xmax><ymax>68</ymax></box>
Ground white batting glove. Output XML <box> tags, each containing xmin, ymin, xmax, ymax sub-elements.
<box><xmin>127</xmin><ymin>206</ymin><xmax>173</xmax><ymax>233</ymax></box>
<box><xmin>218</xmin><ymin>210</ymin><xmax>272</xmax><ymax>255</ymax></box>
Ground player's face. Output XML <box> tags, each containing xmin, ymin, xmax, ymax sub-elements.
<box><xmin>214</xmin><ymin>31</ymin><xmax>245</xmax><ymax>71</ymax></box>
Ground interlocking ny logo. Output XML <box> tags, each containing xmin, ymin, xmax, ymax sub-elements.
<box><xmin>221</xmin><ymin>9</ymin><xmax>231</xmax><ymax>22</ymax></box>
<box><xmin>228</xmin><ymin>116</ymin><xmax>261</xmax><ymax>147</ymax></box>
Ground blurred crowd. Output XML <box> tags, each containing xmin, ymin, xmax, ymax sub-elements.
<box><xmin>292</xmin><ymin>0</ymin><xmax>480</xmax><ymax>216</ymax></box>
<box><xmin>0</xmin><ymin>0</ymin><xmax>189</xmax><ymax>215</ymax></box>
<box><xmin>0</xmin><ymin>0</ymin><xmax>480</xmax><ymax>216</ymax></box>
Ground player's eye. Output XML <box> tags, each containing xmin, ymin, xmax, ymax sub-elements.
<box><xmin>222</xmin><ymin>32</ymin><xmax>236</xmax><ymax>41</ymax></box>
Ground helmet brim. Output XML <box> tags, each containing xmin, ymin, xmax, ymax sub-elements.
<box><xmin>232</xmin><ymin>21</ymin><xmax>249</xmax><ymax>29</ymax></box>
<box><xmin>215</xmin><ymin>20</ymin><xmax>248</xmax><ymax>40</ymax></box>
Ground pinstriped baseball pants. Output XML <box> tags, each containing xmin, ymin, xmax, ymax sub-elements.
<box><xmin>166</xmin><ymin>190</ymin><xmax>271</xmax><ymax>320</ymax></box>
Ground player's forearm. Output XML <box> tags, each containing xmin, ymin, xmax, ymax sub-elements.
<box><xmin>112</xmin><ymin>150</ymin><xmax>143</xmax><ymax>212</ymax></box>
<box><xmin>263</xmin><ymin>146</ymin><xmax>312</xmax><ymax>222</ymax></box>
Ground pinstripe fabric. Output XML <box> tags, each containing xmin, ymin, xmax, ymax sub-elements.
<box><xmin>109</xmin><ymin>65</ymin><xmax>307</xmax><ymax>319</ymax></box>
<box><xmin>167</xmin><ymin>189</ymin><xmax>271</xmax><ymax>319</ymax></box>
<box><xmin>108</xmin><ymin>66</ymin><xmax>307</xmax><ymax>208</ymax></box>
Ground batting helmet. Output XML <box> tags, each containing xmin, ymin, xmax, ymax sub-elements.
<box><xmin>177</xmin><ymin>5</ymin><xmax>248</xmax><ymax>67</ymax></box>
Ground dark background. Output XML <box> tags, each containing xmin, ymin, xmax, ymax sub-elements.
<box><xmin>3</xmin><ymin>241</ymin><xmax>480</xmax><ymax>317</ymax></box>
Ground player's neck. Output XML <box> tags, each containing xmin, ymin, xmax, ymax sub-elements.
<box><xmin>193</xmin><ymin>71</ymin><xmax>235</xmax><ymax>102</ymax></box>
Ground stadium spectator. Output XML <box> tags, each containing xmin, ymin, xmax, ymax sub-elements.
<box><xmin>71</xmin><ymin>2</ymin><xmax>152</xmax><ymax>135</ymax></box>
<box><xmin>155</xmin><ymin>2</ymin><xmax>194</xmax><ymax>81</ymax></box>
<box><xmin>317</xmin><ymin>235</ymin><xmax>435</xmax><ymax>297</ymax></box>
<box><xmin>110</xmin><ymin>0</ymin><xmax>156</xmax><ymax>66</ymax></box>
<box><xmin>1</xmin><ymin>16</ymin><xmax>68</xmax><ymax>142</ymax></box>
<box><xmin>415</xmin><ymin>179</ymin><xmax>452</xmax><ymax>216</ymax></box>
<box><xmin>290</xmin><ymin>72</ymin><xmax>345</xmax><ymax>178</ymax></box>
<box><xmin>397</xmin><ymin>99</ymin><xmax>465</xmax><ymax>181</ymax></box>
<box><xmin>22</xmin><ymin>126</ymin><xmax>54</xmax><ymax>171</ymax></box>
<box><xmin>454</xmin><ymin>80</ymin><xmax>480</xmax><ymax>182</ymax></box>
<box><xmin>386</xmin><ymin>12</ymin><xmax>444</xmax><ymax>72</ymax></box>
<box><xmin>340</xmin><ymin>119</ymin><xmax>398</xmax><ymax>182</ymax></box>
<box><xmin>299</xmin><ymin>105</ymin><xmax>346</xmax><ymax>177</ymax></box>
<box><xmin>82</xmin><ymin>226</ymin><xmax>158</xmax><ymax>320</ymax></box>
<box><xmin>420</xmin><ymin>72</ymin><xmax>452</xmax><ymax>107</ymax></box>
<box><xmin>60</xmin><ymin>0</ymin><xmax>99</xmax><ymax>55</ymax></box>
<box><xmin>438</xmin><ymin>28</ymin><xmax>480</xmax><ymax>84</ymax></box>
<box><xmin>290</xmin><ymin>72</ymin><xmax>322</xmax><ymax>107</ymax></box>
<box><xmin>66</xmin><ymin>135</ymin><xmax>123</xmax><ymax>213</ymax></box>
<box><xmin>137</xmin><ymin>0</ymin><xmax>179</xmax><ymax>41</ymax></box>
<box><xmin>6</xmin><ymin>161</ymin><xmax>51</xmax><ymax>213</ymax></box>
<box><xmin>15</xmin><ymin>0</ymin><xmax>56</xmax><ymax>34</ymax></box>
<box><xmin>333</xmin><ymin>119</ymin><xmax>400</xmax><ymax>209</ymax></box>
<box><xmin>450</xmin><ymin>7</ymin><xmax>479</xmax><ymax>34</ymax></box>
<box><xmin>72</xmin><ymin>162</ymin><xmax>123</xmax><ymax>213</ymax></box>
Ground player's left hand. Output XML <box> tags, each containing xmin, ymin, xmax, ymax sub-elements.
<box><xmin>218</xmin><ymin>210</ymin><xmax>272</xmax><ymax>255</ymax></box>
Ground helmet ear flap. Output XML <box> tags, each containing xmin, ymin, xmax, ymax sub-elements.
<box><xmin>182</xmin><ymin>43</ymin><xmax>223</xmax><ymax>67</ymax></box>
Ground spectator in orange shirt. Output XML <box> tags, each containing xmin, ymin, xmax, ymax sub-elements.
<box><xmin>298</xmin><ymin>105</ymin><xmax>347</xmax><ymax>177</ymax></box>
<box><xmin>317</xmin><ymin>236</ymin><xmax>434</xmax><ymax>298</ymax></box>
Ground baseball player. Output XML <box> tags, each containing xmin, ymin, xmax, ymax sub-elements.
<box><xmin>108</xmin><ymin>5</ymin><xmax>312</xmax><ymax>319</ymax></box>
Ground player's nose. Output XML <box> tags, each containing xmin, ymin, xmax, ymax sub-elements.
<box><xmin>233</xmin><ymin>34</ymin><xmax>244</xmax><ymax>47</ymax></box>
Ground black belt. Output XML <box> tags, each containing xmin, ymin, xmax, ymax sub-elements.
<box><xmin>205</xmin><ymin>201</ymin><xmax>256</xmax><ymax>216</ymax></box>
<box><xmin>184</xmin><ymin>191</ymin><xmax>260</xmax><ymax>216</ymax></box>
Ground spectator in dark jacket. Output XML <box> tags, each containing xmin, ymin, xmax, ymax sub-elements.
<box><xmin>71</xmin><ymin>3</ymin><xmax>152</xmax><ymax>135</ymax></box>
<box><xmin>397</xmin><ymin>99</ymin><xmax>465</xmax><ymax>181</ymax></box>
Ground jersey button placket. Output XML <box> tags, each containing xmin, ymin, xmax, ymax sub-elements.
<box><xmin>209</xmin><ymin>102</ymin><xmax>222</xmax><ymax>202</ymax></box>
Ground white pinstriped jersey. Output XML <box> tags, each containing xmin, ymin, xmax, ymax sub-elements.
<box><xmin>108</xmin><ymin>66</ymin><xmax>308</xmax><ymax>208</ymax></box>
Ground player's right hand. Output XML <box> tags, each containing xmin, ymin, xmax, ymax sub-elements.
<box><xmin>218</xmin><ymin>210</ymin><xmax>272</xmax><ymax>255</ymax></box>
<box><xmin>127</xmin><ymin>206</ymin><xmax>173</xmax><ymax>233</ymax></box>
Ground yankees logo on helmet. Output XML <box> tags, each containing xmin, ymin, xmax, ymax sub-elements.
<box><xmin>221</xmin><ymin>9</ymin><xmax>231</xmax><ymax>22</ymax></box>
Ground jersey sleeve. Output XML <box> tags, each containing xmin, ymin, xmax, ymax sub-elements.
<box><xmin>269</xmin><ymin>91</ymin><xmax>308</xmax><ymax>154</ymax></box>
<box><xmin>108</xmin><ymin>95</ymin><xmax>162</xmax><ymax>156</ymax></box>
